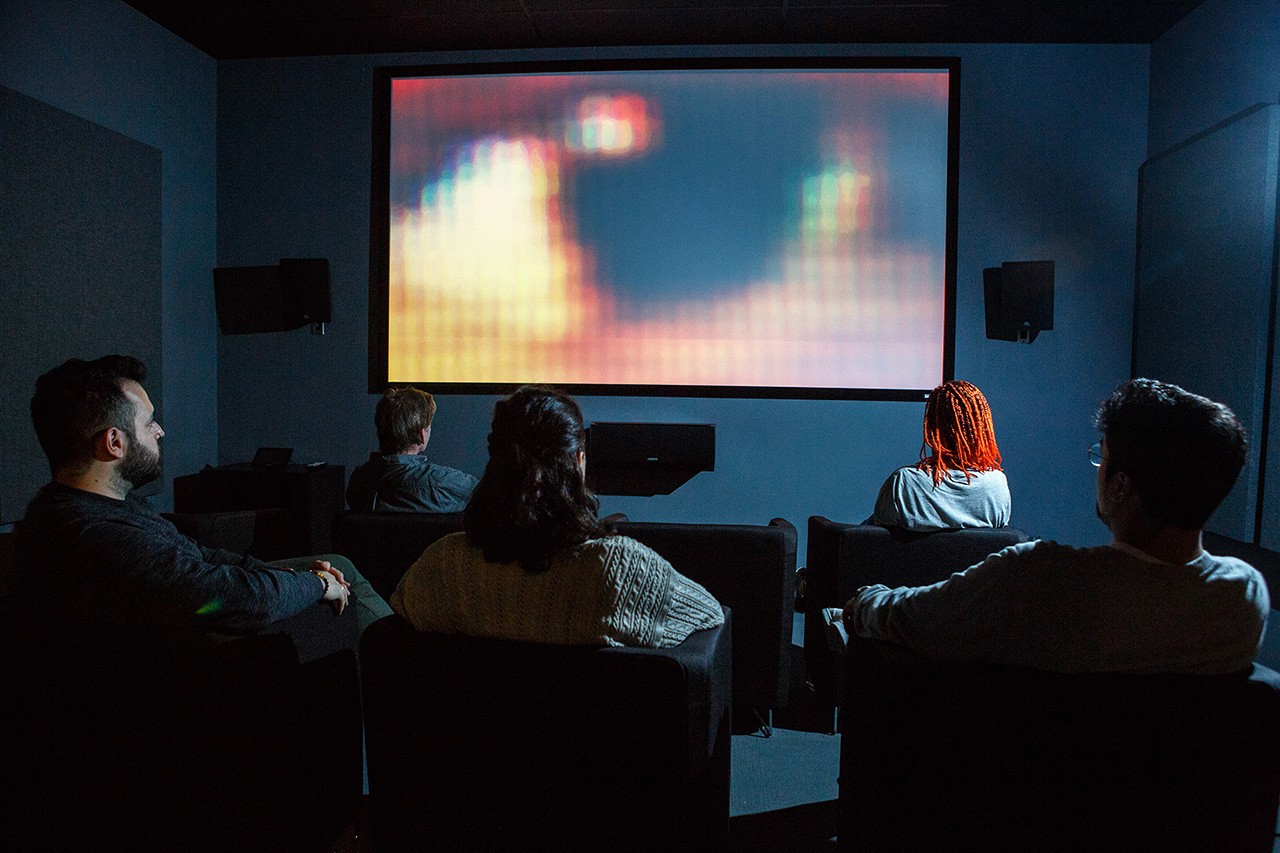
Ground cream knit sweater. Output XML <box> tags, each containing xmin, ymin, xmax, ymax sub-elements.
<box><xmin>391</xmin><ymin>532</ymin><xmax>724</xmax><ymax>647</ymax></box>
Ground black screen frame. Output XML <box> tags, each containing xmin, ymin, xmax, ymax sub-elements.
<box><xmin>369</xmin><ymin>56</ymin><xmax>959</xmax><ymax>402</ymax></box>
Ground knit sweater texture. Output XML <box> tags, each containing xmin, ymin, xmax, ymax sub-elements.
<box><xmin>391</xmin><ymin>532</ymin><xmax>724</xmax><ymax>647</ymax></box>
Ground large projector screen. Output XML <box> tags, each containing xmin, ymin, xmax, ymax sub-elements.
<box><xmin>370</xmin><ymin>58</ymin><xmax>958</xmax><ymax>400</ymax></box>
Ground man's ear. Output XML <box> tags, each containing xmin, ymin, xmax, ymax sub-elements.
<box><xmin>98</xmin><ymin>427</ymin><xmax>127</xmax><ymax>462</ymax></box>
<box><xmin>1104</xmin><ymin>468</ymin><xmax>1133</xmax><ymax>503</ymax></box>
<box><xmin>421</xmin><ymin>425</ymin><xmax>431</xmax><ymax>447</ymax></box>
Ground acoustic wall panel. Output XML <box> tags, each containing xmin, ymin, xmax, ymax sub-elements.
<box><xmin>1134</xmin><ymin>104</ymin><xmax>1280</xmax><ymax>544</ymax></box>
<box><xmin>0</xmin><ymin>86</ymin><xmax>162</xmax><ymax>523</ymax></box>
<box><xmin>1264</xmin><ymin>120</ymin><xmax>1280</xmax><ymax>552</ymax></box>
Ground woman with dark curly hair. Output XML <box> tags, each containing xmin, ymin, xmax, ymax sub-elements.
<box><xmin>391</xmin><ymin>386</ymin><xmax>723</xmax><ymax>647</ymax></box>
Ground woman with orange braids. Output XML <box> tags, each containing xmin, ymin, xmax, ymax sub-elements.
<box><xmin>868</xmin><ymin>379</ymin><xmax>1011</xmax><ymax>531</ymax></box>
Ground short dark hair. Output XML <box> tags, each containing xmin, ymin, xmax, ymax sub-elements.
<box><xmin>463</xmin><ymin>386</ymin><xmax>612</xmax><ymax>573</ymax></box>
<box><xmin>1095</xmin><ymin>378</ymin><xmax>1247</xmax><ymax>529</ymax></box>
<box><xmin>31</xmin><ymin>355</ymin><xmax>148</xmax><ymax>472</ymax></box>
<box><xmin>375</xmin><ymin>387</ymin><xmax>436</xmax><ymax>454</ymax></box>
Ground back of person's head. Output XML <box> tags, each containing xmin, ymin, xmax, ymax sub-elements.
<box><xmin>463</xmin><ymin>386</ymin><xmax>610</xmax><ymax>573</ymax></box>
<box><xmin>917</xmin><ymin>379</ymin><xmax>1003</xmax><ymax>484</ymax></box>
<box><xmin>1095</xmin><ymin>378</ymin><xmax>1247</xmax><ymax>530</ymax></box>
<box><xmin>375</xmin><ymin>387</ymin><xmax>437</xmax><ymax>454</ymax></box>
<box><xmin>30</xmin><ymin>355</ymin><xmax>148</xmax><ymax>474</ymax></box>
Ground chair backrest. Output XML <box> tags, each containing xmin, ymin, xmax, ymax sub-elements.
<box><xmin>806</xmin><ymin>517</ymin><xmax>1029</xmax><ymax>605</ymax></box>
<box><xmin>173</xmin><ymin>464</ymin><xmax>345</xmax><ymax>555</ymax></box>
<box><xmin>4</xmin><ymin>609</ymin><xmax>362</xmax><ymax>851</ymax></box>
<box><xmin>163</xmin><ymin>507</ymin><xmax>294</xmax><ymax>560</ymax></box>
<box><xmin>332</xmin><ymin>510</ymin><xmax>463</xmax><ymax>597</ymax></box>
<box><xmin>360</xmin><ymin>613</ymin><xmax>732</xmax><ymax>850</ymax></box>
<box><xmin>616</xmin><ymin>517</ymin><xmax>797</xmax><ymax>713</ymax></box>
<box><xmin>336</xmin><ymin>511</ymin><xmax>797</xmax><ymax>713</ymax></box>
<box><xmin>0</xmin><ymin>530</ymin><xmax>13</xmax><ymax>587</ymax></box>
<box><xmin>840</xmin><ymin>637</ymin><xmax>1280</xmax><ymax>852</ymax></box>
<box><xmin>804</xmin><ymin>517</ymin><xmax>1028</xmax><ymax>702</ymax></box>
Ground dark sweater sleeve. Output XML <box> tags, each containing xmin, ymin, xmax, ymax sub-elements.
<box><xmin>85</xmin><ymin>519</ymin><xmax>324</xmax><ymax>631</ymax></box>
<box><xmin>199</xmin><ymin>543</ymin><xmax>262</xmax><ymax>571</ymax></box>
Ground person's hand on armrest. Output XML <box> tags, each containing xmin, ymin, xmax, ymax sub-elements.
<box><xmin>824</xmin><ymin>586</ymin><xmax>880</xmax><ymax>653</ymax></box>
<box><xmin>309</xmin><ymin>564</ymin><xmax>350</xmax><ymax>616</ymax></box>
<box><xmin>309</xmin><ymin>559</ymin><xmax>351</xmax><ymax>591</ymax></box>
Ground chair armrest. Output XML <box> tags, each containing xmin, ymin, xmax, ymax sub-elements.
<box><xmin>262</xmin><ymin>599</ymin><xmax>359</xmax><ymax>664</ymax></box>
<box><xmin>611</xmin><ymin>607</ymin><xmax>732</xmax><ymax>768</ymax></box>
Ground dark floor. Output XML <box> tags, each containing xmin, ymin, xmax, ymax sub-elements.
<box><xmin>728</xmin><ymin>627</ymin><xmax>840</xmax><ymax>852</ymax></box>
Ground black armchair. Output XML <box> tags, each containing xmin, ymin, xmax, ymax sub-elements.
<box><xmin>616</xmin><ymin>518</ymin><xmax>797</xmax><ymax>717</ymax></box>
<box><xmin>336</xmin><ymin>511</ymin><xmax>796</xmax><ymax>720</ymax></box>
<box><xmin>839</xmin><ymin>636</ymin><xmax>1280</xmax><ymax>852</ymax></box>
<box><xmin>803</xmin><ymin>517</ymin><xmax>1028</xmax><ymax>707</ymax></box>
<box><xmin>333</xmin><ymin>510</ymin><xmax>463</xmax><ymax>598</ymax></box>
<box><xmin>164</xmin><ymin>507</ymin><xmax>295</xmax><ymax>560</ymax></box>
<box><xmin>360</xmin><ymin>610</ymin><xmax>733</xmax><ymax>851</ymax></box>
<box><xmin>4</xmin><ymin>604</ymin><xmax>363</xmax><ymax>852</ymax></box>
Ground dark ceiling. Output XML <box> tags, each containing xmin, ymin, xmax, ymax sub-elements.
<box><xmin>122</xmin><ymin>1</ymin><xmax>1205</xmax><ymax>60</ymax></box>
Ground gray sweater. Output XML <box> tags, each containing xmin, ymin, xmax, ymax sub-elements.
<box><xmin>14</xmin><ymin>483</ymin><xmax>325</xmax><ymax>632</ymax></box>
<box><xmin>850</xmin><ymin>539</ymin><xmax>1270</xmax><ymax>674</ymax></box>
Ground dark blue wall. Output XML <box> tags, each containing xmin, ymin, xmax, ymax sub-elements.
<box><xmin>215</xmin><ymin>43</ymin><xmax>1149</xmax><ymax>550</ymax></box>
<box><xmin>1148</xmin><ymin>0</ymin><xmax>1280</xmax><ymax>555</ymax></box>
<box><xmin>1148</xmin><ymin>0</ymin><xmax>1280</xmax><ymax>158</ymax></box>
<box><xmin>1146</xmin><ymin>0</ymin><xmax>1280</xmax><ymax>673</ymax></box>
<box><xmin>1</xmin><ymin>0</ymin><xmax>218</xmax><ymax>512</ymax></box>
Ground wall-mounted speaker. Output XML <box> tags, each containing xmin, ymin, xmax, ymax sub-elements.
<box><xmin>214</xmin><ymin>258</ymin><xmax>331</xmax><ymax>334</ymax></box>
<box><xmin>983</xmin><ymin>260</ymin><xmax>1054</xmax><ymax>343</ymax></box>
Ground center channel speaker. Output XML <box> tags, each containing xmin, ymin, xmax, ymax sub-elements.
<box><xmin>586</xmin><ymin>422</ymin><xmax>715</xmax><ymax>497</ymax></box>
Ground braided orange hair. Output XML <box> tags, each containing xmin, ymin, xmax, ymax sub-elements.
<box><xmin>916</xmin><ymin>380</ymin><xmax>1003</xmax><ymax>485</ymax></box>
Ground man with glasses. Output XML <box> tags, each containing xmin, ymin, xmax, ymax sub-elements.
<box><xmin>843</xmin><ymin>378</ymin><xmax>1269</xmax><ymax>674</ymax></box>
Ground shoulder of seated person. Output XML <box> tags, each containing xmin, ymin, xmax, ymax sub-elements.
<box><xmin>423</xmin><ymin>530</ymin><xmax>472</xmax><ymax>557</ymax></box>
<box><xmin>577</xmin><ymin>534</ymin><xmax>654</xmax><ymax>558</ymax></box>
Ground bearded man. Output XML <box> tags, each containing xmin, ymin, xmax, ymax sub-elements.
<box><xmin>15</xmin><ymin>355</ymin><xmax>389</xmax><ymax>632</ymax></box>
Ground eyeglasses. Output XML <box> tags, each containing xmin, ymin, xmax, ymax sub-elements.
<box><xmin>1087</xmin><ymin>442</ymin><xmax>1104</xmax><ymax>467</ymax></box>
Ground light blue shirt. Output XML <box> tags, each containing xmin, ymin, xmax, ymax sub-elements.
<box><xmin>869</xmin><ymin>466</ymin><xmax>1011</xmax><ymax>532</ymax></box>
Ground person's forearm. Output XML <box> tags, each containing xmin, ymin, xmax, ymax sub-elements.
<box><xmin>847</xmin><ymin>578</ymin><xmax>979</xmax><ymax>659</ymax></box>
<box><xmin>174</xmin><ymin>549</ymin><xmax>327</xmax><ymax>630</ymax></box>
<box><xmin>200</xmin><ymin>544</ymin><xmax>260</xmax><ymax>570</ymax></box>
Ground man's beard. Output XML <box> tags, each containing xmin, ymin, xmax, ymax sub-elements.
<box><xmin>119</xmin><ymin>433</ymin><xmax>162</xmax><ymax>489</ymax></box>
